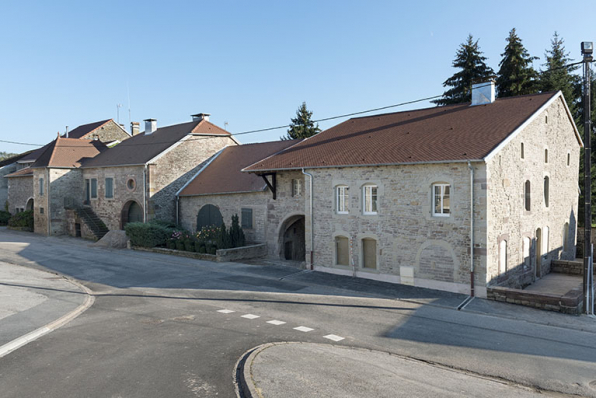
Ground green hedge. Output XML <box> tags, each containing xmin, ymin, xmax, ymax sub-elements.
<box><xmin>125</xmin><ymin>221</ymin><xmax>173</xmax><ymax>248</ymax></box>
<box><xmin>0</xmin><ymin>210</ymin><xmax>11</xmax><ymax>226</ymax></box>
<box><xmin>8</xmin><ymin>210</ymin><xmax>33</xmax><ymax>230</ymax></box>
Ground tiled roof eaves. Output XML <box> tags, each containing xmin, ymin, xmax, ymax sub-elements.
<box><xmin>178</xmin><ymin>187</ymin><xmax>267</xmax><ymax>197</ymax></box>
<box><xmin>243</xmin><ymin>158</ymin><xmax>485</xmax><ymax>173</ymax></box>
<box><xmin>80</xmin><ymin>163</ymin><xmax>146</xmax><ymax>169</ymax></box>
<box><xmin>241</xmin><ymin>138</ymin><xmax>306</xmax><ymax>173</ymax></box>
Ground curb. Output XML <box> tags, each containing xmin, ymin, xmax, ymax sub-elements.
<box><xmin>235</xmin><ymin>342</ymin><xmax>285</xmax><ymax>398</ymax></box>
<box><xmin>0</xmin><ymin>274</ymin><xmax>95</xmax><ymax>358</ymax></box>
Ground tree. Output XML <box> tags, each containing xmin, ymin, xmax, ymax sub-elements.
<box><xmin>282</xmin><ymin>102</ymin><xmax>321</xmax><ymax>140</ymax></box>
<box><xmin>433</xmin><ymin>35</ymin><xmax>495</xmax><ymax>106</ymax></box>
<box><xmin>0</xmin><ymin>151</ymin><xmax>17</xmax><ymax>162</ymax></box>
<box><xmin>539</xmin><ymin>32</ymin><xmax>579</xmax><ymax>114</ymax></box>
<box><xmin>496</xmin><ymin>28</ymin><xmax>539</xmax><ymax>97</ymax></box>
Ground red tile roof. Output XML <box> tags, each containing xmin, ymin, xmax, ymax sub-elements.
<box><xmin>31</xmin><ymin>138</ymin><xmax>107</xmax><ymax>168</ymax></box>
<box><xmin>179</xmin><ymin>140</ymin><xmax>300</xmax><ymax>196</ymax></box>
<box><xmin>82</xmin><ymin>119</ymin><xmax>231</xmax><ymax>168</ymax></box>
<box><xmin>244</xmin><ymin>92</ymin><xmax>563</xmax><ymax>172</ymax></box>
<box><xmin>4</xmin><ymin>167</ymin><xmax>33</xmax><ymax>178</ymax></box>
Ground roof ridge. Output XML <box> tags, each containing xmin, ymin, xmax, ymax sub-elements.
<box><xmin>80</xmin><ymin>119</ymin><xmax>112</xmax><ymax>138</ymax></box>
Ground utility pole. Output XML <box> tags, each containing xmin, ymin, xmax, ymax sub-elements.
<box><xmin>582</xmin><ymin>41</ymin><xmax>593</xmax><ymax>314</ymax></box>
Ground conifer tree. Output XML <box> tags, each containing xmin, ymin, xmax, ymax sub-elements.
<box><xmin>496</xmin><ymin>28</ymin><xmax>539</xmax><ymax>97</ymax></box>
<box><xmin>282</xmin><ymin>102</ymin><xmax>321</xmax><ymax>140</ymax></box>
<box><xmin>433</xmin><ymin>35</ymin><xmax>495</xmax><ymax>106</ymax></box>
<box><xmin>539</xmin><ymin>32</ymin><xmax>579</xmax><ymax>114</ymax></box>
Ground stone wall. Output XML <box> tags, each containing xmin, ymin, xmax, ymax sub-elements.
<box><xmin>65</xmin><ymin>209</ymin><xmax>97</xmax><ymax>240</ymax></box>
<box><xmin>486</xmin><ymin>96</ymin><xmax>580</xmax><ymax>289</ymax></box>
<box><xmin>179</xmin><ymin>171</ymin><xmax>306</xmax><ymax>258</ymax></box>
<box><xmin>80</xmin><ymin>120</ymin><xmax>130</xmax><ymax>143</ymax></box>
<box><xmin>0</xmin><ymin>163</ymin><xmax>17</xmax><ymax>210</ymax></box>
<box><xmin>48</xmin><ymin>168</ymin><xmax>84</xmax><ymax>235</ymax></box>
<box><xmin>149</xmin><ymin>136</ymin><xmax>236</xmax><ymax>223</ymax></box>
<box><xmin>33</xmin><ymin>169</ymin><xmax>48</xmax><ymax>234</ymax></box>
<box><xmin>6</xmin><ymin>175</ymin><xmax>32</xmax><ymax>214</ymax></box>
<box><xmin>82</xmin><ymin>166</ymin><xmax>145</xmax><ymax>230</ymax></box>
<box><xmin>307</xmin><ymin>163</ymin><xmax>488</xmax><ymax>296</ymax></box>
<box><xmin>487</xmin><ymin>285</ymin><xmax>582</xmax><ymax>315</ymax></box>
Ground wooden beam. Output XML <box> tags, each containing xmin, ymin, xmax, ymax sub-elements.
<box><xmin>261</xmin><ymin>173</ymin><xmax>277</xmax><ymax>199</ymax></box>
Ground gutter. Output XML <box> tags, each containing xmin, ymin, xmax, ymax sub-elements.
<box><xmin>302</xmin><ymin>169</ymin><xmax>314</xmax><ymax>270</ymax></box>
<box><xmin>467</xmin><ymin>161</ymin><xmax>474</xmax><ymax>297</ymax></box>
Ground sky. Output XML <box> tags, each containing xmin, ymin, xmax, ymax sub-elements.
<box><xmin>0</xmin><ymin>0</ymin><xmax>592</xmax><ymax>154</ymax></box>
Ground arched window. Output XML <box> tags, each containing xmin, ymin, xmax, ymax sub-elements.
<box><xmin>499</xmin><ymin>240</ymin><xmax>507</xmax><ymax>275</ymax></box>
<box><xmin>544</xmin><ymin>149</ymin><xmax>548</xmax><ymax>163</ymax></box>
<box><xmin>567</xmin><ymin>153</ymin><xmax>570</xmax><ymax>167</ymax></box>
<box><xmin>563</xmin><ymin>222</ymin><xmax>569</xmax><ymax>253</ymax></box>
<box><xmin>362</xmin><ymin>185</ymin><xmax>378</xmax><ymax>215</ymax></box>
<box><xmin>196</xmin><ymin>204</ymin><xmax>223</xmax><ymax>231</ymax></box>
<box><xmin>336</xmin><ymin>185</ymin><xmax>349</xmax><ymax>214</ymax></box>
<box><xmin>523</xmin><ymin>237</ymin><xmax>531</xmax><ymax>270</ymax></box>
<box><xmin>361</xmin><ymin>238</ymin><xmax>377</xmax><ymax>269</ymax></box>
<box><xmin>544</xmin><ymin>176</ymin><xmax>549</xmax><ymax>208</ymax></box>
<box><xmin>524</xmin><ymin>181</ymin><xmax>531</xmax><ymax>211</ymax></box>
<box><xmin>544</xmin><ymin>226</ymin><xmax>550</xmax><ymax>254</ymax></box>
<box><xmin>335</xmin><ymin>236</ymin><xmax>349</xmax><ymax>266</ymax></box>
<box><xmin>521</xmin><ymin>142</ymin><xmax>524</xmax><ymax>159</ymax></box>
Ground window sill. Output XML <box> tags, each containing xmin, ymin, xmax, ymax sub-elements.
<box><xmin>336</xmin><ymin>211</ymin><xmax>349</xmax><ymax>215</ymax></box>
<box><xmin>432</xmin><ymin>214</ymin><xmax>450</xmax><ymax>218</ymax></box>
<box><xmin>362</xmin><ymin>212</ymin><xmax>378</xmax><ymax>216</ymax></box>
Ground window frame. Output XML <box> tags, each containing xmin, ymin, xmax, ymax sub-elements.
<box><xmin>39</xmin><ymin>177</ymin><xmax>44</xmax><ymax>196</ymax></box>
<box><xmin>362</xmin><ymin>185</ymin><xmax>378</xmax><ymax>215</ymax></box>
<box><xmin>241</xmin><ymin>208</ymin><xmax>253</xmax><ymax>229</ymax></box>
<box><xmin>432</xmin><ymin>183</ymin><xmax>451</xmax><ymax>217</ymax></box>
<box><xmin>335</xmin><ymin>235</ymin><xmax>350</xmax><ymax>266</ymax></box>
<box><xmin>105</xmin><ymin>177</ymin><xmax>114</xmax><ymax>199</ymax></box>
<box><xmin>90</xmin><ymin>178</ymin><xmax>98</xmax><ymax>199</ymax></box>
<box><xmin>336</xmin><ymin>185</ymin><xmax>349</xmax><ymax>214</ymax></box>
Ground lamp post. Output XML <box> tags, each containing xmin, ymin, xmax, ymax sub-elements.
<box><xmin>582</xmin><ymin>41</ymin><xmax>593</xmax><ymax>314</ymax></box>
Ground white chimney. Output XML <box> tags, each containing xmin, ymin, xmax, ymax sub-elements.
<box><xmin>144</xmin><ymin>119</ymin><xmax>157</xmax><ymax>135</ymax></box>
<box><xmin>471</xmin><ymin>80</ymin><xmax>495</xmax><ymax>106</ymax></box>
<box><xmin>191</xmin><ymin>113</ymin><xmax>210</xmax><ymax>122</ymax></box>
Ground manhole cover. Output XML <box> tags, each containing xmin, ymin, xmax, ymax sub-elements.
<box><xmin>589</xmin><ymin>380</ymin><xmax>596</xmax><ymax>389</ymax></box>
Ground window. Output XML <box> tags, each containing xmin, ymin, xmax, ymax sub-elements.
<box><xmin>544</xmin><ymin>149</ymin><xmax>548</xmax><ymax>163</ymax></box>
<box><xmin>543</xmin><ymin>226</ymin><xmax>549</xmax><ymax>254</ymax></box>
<box><xmin>544</xmin><ymin>176</ymin><xmax>549</xmax><ymax>208</ymax></box>
<box><xmin>90</xmin><ymin>178</ymin><xmax>98</xmax><ymax>199</ymax></box>
<box><xmin>499</xmin><ymin>240</ymin><xmax>507</xmax><ymax>275</ymax></box>
<box><xmin>521</xmin><ymin>142</ymin><xmax>524</xmax><ymax>159</ymax></box>
<box><xmin>567</xmin><ymin>153</ymin><xmax>570</xmax><ymax>167</ymax></box>
<box><xmin>432</xmin><ymin>184</ymin><xmax>450</xmax><ymax>216</ymax></box>
<box><xmin>523</xmin><ymin>237</ymin><xmax>531</xmax><ymax>270</ymax></box>
<box><xmin>335</xmin><ymin>236</ymin><xmax>349</xmax><ymax>266</ymax></box>
<box><xmin>524</xmin><ymin>181</ymin><xmax>531</xmax><ymax>211</ymax></box>
<box><xmin>241</xmin><ymin>208</ymin><xmax>253</xmax><ymax>229</ymax></box>
<box><xmin>39</xmin><ymin>177</ymin><xmax>44</xmax><ymax>196</ymax></box>
<box><xmin>362</xmin><ymin>238</ymin><xmax>377</xmax><ymax>269</ymax></box>
<box><xmin>563</xmin><ymin>223</ymin><xmax>569</xmax><ymax>252</ymax></box>
<box><xmin>292</xmin><ymin>179</ymin><xmax>302</xmax><ymax>197</ymax></box>
<box><xmin>363</xmin><ymin>185</ymin><xmax>377</xmax><ymax>214</ymax></box>
<box><xmin>40</xmin><ymin>207</ymin><xmax>44</xmax><ymax>214</ymax></box>
<box><xmin>336</xmin><ymin>186</ymin><xmax>349</xmax><ymax>214</ymax></box>
<box><xmin>105</xmin><ymin>178</ymin><xmax>114</xmax><ymax>199</ymax></box>
<box><xmin>127</xmin><ymin>178</ymin><xmax>136</xmax><ymax>191</ymax></box>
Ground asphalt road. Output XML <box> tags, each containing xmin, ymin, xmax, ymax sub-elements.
<box><xmin>0</xmin><ymin>228</ymin><xmax>595</xmax><ymax>397</ymax></box>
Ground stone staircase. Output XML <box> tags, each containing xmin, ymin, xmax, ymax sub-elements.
<box><xmin>76</xmin><ymin>206</ymin><xmax>109</xmax><ymax>240</ymax></box>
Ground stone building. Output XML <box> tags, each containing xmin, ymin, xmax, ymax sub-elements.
<box><xmin>3</xmin><ymin>119</ymin><xmax>130</xmax><ymax>215</ymax></box>
<box><xmin>0</xmin><ymin>151</ymin><xmax>33</xmax><ymax>212</ymax></box>
<box><xmin>73</xmin><ymin>114</ymin><xmax>237</xmax><ymax>238</ymax></box>
<box><xmin>177</xmin><ymin>140</ymin><xmax>301</xmax><ymax>257</ymax></box>
<box><xmin>187</xmin><ymin>84</ymin><xmax>578</xmax><ymax>298</ymax></box>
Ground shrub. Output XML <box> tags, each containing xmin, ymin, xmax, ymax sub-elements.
<box><xmin>124</xmin><ymin>222</ymin><xmax>171</xmax><ymax>248</ymax></box>
<box><xmin>183</xmin><ymin>238</ymin><xmax>194</xmax><ymax>252</ymax></box>
<box><xmin>229</xmin><ymin>214</ymin><xmax>246</xmax><ymax>248</ymax></box>
<box><xmin>0</xmin><ymin>210</ymin><xmax>11</xmax><ymax>226</ymax></box>
<box><xmin>8</xmin><ymin>210</ymin><xmax>33</xmax><ymax>230</ymax></box>
<box><xmin>216</xmin><ymin>223</ymin><xmax>232</xmax><ymax>250</ymax></box>
<box><xmin>149</xmin><ymin>219</ymin><xmax>177</xmax><ymax>229</ymax></box>
<box><xmin>197</xmin><ymin>243</ymin><xmax>206</xmax><ymax>253</ymax></box>
<box><xmin>195</xmin><ymin>225</ymin><xmax>219</xmax><ymax>243</ymax></box>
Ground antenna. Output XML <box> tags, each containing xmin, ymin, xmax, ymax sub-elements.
<box><xmin>224</xmin><ymin>121</ymin><xmax>229</xmax><ymax>130</ymax></box>
<box><xmin>127</xmin><ymin>81</ymin><xmax>132</xmax><ymax>128</ymax></box>
<box><xmin>117</xmin><ymin>104</ymin><xmax>123</xmax><ymax>124</ymax></box>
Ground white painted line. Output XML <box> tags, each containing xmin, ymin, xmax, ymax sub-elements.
<box><xmin>323</xmin><ymin>334</ymin><xmax>345</xmax><ymax>342</ymax></box>
<box><xmin>0</xmin><ymin>327</ymin><xmax>51</xmax><ymax>358</ymax></box>
<box><xmin>293</xmin><ymin>326</ymin><xmax>314</xmax><ymax>332</ymax></box>
<box><xmin>217</xmin><ymin>309</ymin><xmax>235</xmax><ymax>314</ymax></box>
<box><xmin>266</xmin><ymin>320</ymin><xmax>286</xmax><ymax>325</ymax></box>
<box><xmin>241</xmin><ymin>314</ymin><xmax>260</xmax><ymax>319</ymax></box>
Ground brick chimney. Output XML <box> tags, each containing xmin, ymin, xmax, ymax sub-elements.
<box><xmin>471</xmin><ymin>80</ymin><xmax>496</xmax><ymax>106</ymax></box>
<box><xmin>144</xmin><ymin>119</ymin><xmax>157</xmax><ymax>135</ymax></box>
<box><xmin>131</xmin><ymin>122</ymin><xmax>140</xmax><ymax>136</ymax></box>
<box><xmin>191</xmin><ymin>113</ymin><xmax>210</xmax><ymax>122</ymax></box>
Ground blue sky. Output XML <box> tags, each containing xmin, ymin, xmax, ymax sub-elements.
<box><xmin>0</xmin><ymin>0</ymin><xmax>592</xmax><ymax>153</ymax></box>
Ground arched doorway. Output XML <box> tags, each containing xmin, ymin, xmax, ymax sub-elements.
<box><xmin>535</xmin><ymin>228</ymin><xmax>542</xmax><ymax>278</ymax></box>
<box><xmin>121</xmin><ymin>200</ymin><xmax>143</xmax><ymax>228</ymax></box>
<box><xmin>279</xmin><ymin>215</ymin><xmax>305</xmax><ymax>261</ymax></box>
<box><xmin>196</xmin><ymin>204</ymin><xmax>223</xmax><ymax>231</ymax></box>
<box><xmin>26</xmin><ymin>198</ymin><xmax>34</xmax><ymax>211</ymax></box>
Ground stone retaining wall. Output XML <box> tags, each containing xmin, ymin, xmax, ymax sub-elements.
<box><xmin>133</xmin><ymin>243</ymin><xmax>267</xmax><ymax>263</ymax></box>
<box><xmin>487</xmin><ymin>285</ymin><xmax>582</xmax><ymax>315</ymax></box>
<box><xmin>550</xmin><ymin>259</ymin><xmax>591</xmax><ymax>276</ymax></box>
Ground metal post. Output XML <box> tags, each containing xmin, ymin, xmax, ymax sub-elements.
<box><xmin>582</xmin><ymin>43</ymin><xmax>593</xmax><ymax>313</ymax></box>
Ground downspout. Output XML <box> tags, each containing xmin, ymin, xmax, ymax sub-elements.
<box><xmin>143</xmin><ymin>165</ymin><xmax>148</xmax><ymax>223</ymax></box>
<box><xmin>47</xmin><ymin>168</ymin><xmax>51</xmax><ymax>236</ymax></box>
<box><xmin>302</xmin><ymin>168</ymin><xmax>314</xmax><ymax>270</ymax></box>
<box><xmin>467</xmin><ymin>161</ymin><xmax>475</xmax><ymax>297</ymax></box>
<box><xmin>176</xmin><ymin>195</ymin><xmax>180</xmax><ymax>226</ymax></box>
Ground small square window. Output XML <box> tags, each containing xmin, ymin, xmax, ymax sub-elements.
<box><xmin>241</xmin><ymin>208</ymin><xmax>253</xmax><ymax>229</ymax></box>
<box><xmin>40</xmin><ymin>207</ymin><xmax>44</xmax><ymax>214</ymax></box>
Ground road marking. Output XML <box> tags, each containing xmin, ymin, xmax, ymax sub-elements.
<box><xmin>266</xmin><ymin>320</ymin><xmax>286</xmax><ymax>325</ymax></box>
<box><xmin>293</xmin><ymin>326</ymin><xmax>314</xmax><ymax>332</ymax></box>
<box><xmin>217</xmin><ymin>309</ymin><xmax>235</xmax><ymax>314</ymax></box>
<box><xmin>241</xmin><ymin>314</ymin><xmax>260</xmax><ymax>319</ymax></box>
<box><xmin>323</xmin><ymin>334</ymin><xmax>344</xmax><ymax>342</ymax></box>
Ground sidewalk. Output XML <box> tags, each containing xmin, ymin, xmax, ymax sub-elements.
<box><xmin>0</xmin><ymin>261</ymin><xmax>90</xmax><ymax>355</ymax></box>
<box><xmin>237</xmin><ymin>342</ymin><xmax>552</xmax><ymax>398</ymax></box>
